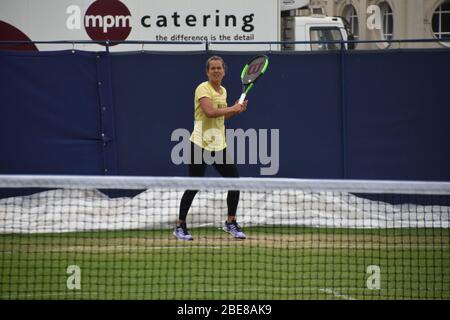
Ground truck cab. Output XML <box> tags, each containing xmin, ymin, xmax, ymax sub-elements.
<box><xmin>281</xmin><ymin>15</ymin><xmax>350</xmax><ymax>51</ymax></box>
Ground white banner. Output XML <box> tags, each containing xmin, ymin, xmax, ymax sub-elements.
<box><xmin>1</xmin><ymin>189</ymin><xmax>448</xmax><ymax>233</ymax></box>
<box><xmin>0</xmin><ymin>0</ymin><xmax>280</xmax><ymax>51</ymax></box>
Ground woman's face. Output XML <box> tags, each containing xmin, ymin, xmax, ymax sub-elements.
<box><xmin>207</xmin><ymin>60</ymin><xmax>225</xmax><ymax>84</ymax></box>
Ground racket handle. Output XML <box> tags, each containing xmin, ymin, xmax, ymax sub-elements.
<box><xmin>238</xmin><ymin>93</ymin><xmax>246</xmax><ymax>104</ymax></box>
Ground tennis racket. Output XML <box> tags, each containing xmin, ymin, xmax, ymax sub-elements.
<box><xmin>238</xmin><ymin>55</ymin><xmax>269</xmax><ymax>104</ymax></box>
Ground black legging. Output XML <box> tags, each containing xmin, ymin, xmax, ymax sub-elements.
<box><xmin>179</xmin><ymin>142</ymin><xmax>240</xmax><ymax>221</ymax></box>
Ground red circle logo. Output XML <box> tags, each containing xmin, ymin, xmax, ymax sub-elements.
<box><xmin>84</xmin><ymin>0</ymin><xmax>132</xmax><ymax>46</ymax></box>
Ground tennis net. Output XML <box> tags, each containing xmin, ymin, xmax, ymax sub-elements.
<box><xmin>0</xmin><ymin>175</ymin><xmax>449</xmax><ymax>300</ymax></box>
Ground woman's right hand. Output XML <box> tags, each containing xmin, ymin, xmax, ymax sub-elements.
<box><xmin>232</xmin><ymin>100</ymin><xmax>248</xmax><ymax>114</ymax></box>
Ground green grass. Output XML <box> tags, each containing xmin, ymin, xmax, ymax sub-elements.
<box><xmin>0</xmin><ymin>227</ymin><xmax>449</xmax><ymax>300</ymax></box>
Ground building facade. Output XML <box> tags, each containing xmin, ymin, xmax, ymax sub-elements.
<box><xmin>308</xmin><ymin>0</ymin><xmax>450</xmax><ymax>49</ymax></box>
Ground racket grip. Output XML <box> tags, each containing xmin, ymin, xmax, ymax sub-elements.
<box><xmin>238</xmin><ymin>93</ymin><xmax>246</xmax><ymax>104</ymax></box>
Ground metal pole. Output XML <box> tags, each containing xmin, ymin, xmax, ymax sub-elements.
<box><xmin>340</xmin><ymin>39</ymin><xmax>347</xmax><ymax>179</ymax></box>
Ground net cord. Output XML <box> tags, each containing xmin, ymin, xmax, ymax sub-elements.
<box><xmin>1</xmin><ymin>175</ymin><xmax>450</xmax><ymax>195</ymax></box>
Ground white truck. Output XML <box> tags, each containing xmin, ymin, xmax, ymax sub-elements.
<box><xmin>281</xmin><ymin>15</ymin><xmax>352</xmax><ymax>51</ymax></box>
<box><xmin>0</xmin><ymin>0</ymin><xmax>352</xmax><ymax>52</ymax></box>
<box><xmin>280</xmin><ymin>0</ymin><xmax>353</xmax><ymax>51</ymax></box>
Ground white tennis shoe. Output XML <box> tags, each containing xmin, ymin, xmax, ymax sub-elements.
<box><xmin>223</xmin><ymin>220</ymin><xmax>246</xmax><ymax>239</ymax></box>
<box><xmin>173</xmin><ymin>223</ymin><xmax>193</xmax><ymax>241</ymax></box>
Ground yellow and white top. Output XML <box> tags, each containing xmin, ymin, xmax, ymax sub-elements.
<box><xmin>190</xmin><ymin>81</ymin><xmax>227</xmax><ymax>151</ymax></box>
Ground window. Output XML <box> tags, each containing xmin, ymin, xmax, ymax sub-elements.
<box><xmin>432</xmin><ymin>0</ymin><xmax>450</xmax><ymax>42</ymax></box>
<box><xmin>310</xmin><ymin>27</ymin><xmax>343</xmax><ymax>51</ymax></box>
<box><xmin>379</xmin><ymin>2</ymin><xmax>393</xmax><ymax>41</ymax></box>
<box><xmin>343</xmin><ymin>4</ymin><xmax>359</xmax><ymax>40</ymax></box>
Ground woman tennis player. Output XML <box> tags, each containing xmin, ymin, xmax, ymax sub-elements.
<box><xmin>173</xmin><ymin>56</ymin><xmax>248</xmax><ymax>241</ymax></box>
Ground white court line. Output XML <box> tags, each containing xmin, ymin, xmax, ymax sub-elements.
<box><xmin>3</xmin><ymin>287</ymin><xmax>351</xmax><ymax>300</ymax></box>
<box><xmin>2</xmin><ymin>243</ymin><xmax>448</xmax><ymax>254</ymax></box>
<box><xmin>0</xmin><ymin>245</ymin><xmax>228</xmax><ymax>254</ymax></box>
<box><xmin>4</xmin><ymin>286</ymin><xmax>443</xmax><ymax>300</ymax></box>
<box><xmin>319</xmin><ymin>288</ymin><xmax>355</xmax><ymax>300</ymax></box>
<box><xmin>1</xmin><ymin>291</ymin><xmax>96</xmax><ymax>299</ymax></box>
